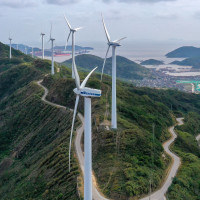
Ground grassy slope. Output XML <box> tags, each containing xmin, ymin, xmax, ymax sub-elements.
<box><xmin>167</xmin><ymin>113</ymin><xmax>200</xmax><ymax>200</ymax></box>
<box><xmin>63</xmin><ymin>54</ymin><xmax>152</xmax><ymax>80</ymax></box>
<box><xmin>0</xmin><ymin>40</ymin><xmax>200</xmax><ymax>199</ymax></box>
<box><xmin>42</xmin><ymin>66</ymin><xmax>200</xmax><ymax>199</ymax></box>
<box><xmin>0</xmin><ymin>57</ymin><xmax>79</xmax><ymax>199</ymax></box>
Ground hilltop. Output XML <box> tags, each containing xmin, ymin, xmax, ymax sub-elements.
<box><xmin>63</xmin><ymin>54</ymin><xmax>152</xmax><ymax>80</ymax></box>
<box><xmin>0</xmin><ymin>42</ymin><xmax>200</xmax><ymax>200</ymax></box>
<box><xmin>166</xmin><ymin>46</ymin><xmax>200</xmax><ymax>58</ymax></box>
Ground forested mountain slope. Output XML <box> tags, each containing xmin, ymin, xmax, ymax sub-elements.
<box><xmin>0</xmin><ymin>42</ymin><xmax>200</xmax><ymax>199</ymax></box>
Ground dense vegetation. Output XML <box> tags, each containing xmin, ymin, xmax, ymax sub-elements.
<box><xmin>167</xmin><ymin>113</ymin><xmax>200</xmax><ymax>200</ymax></box>
<box><xmin>0</xmin><ymin>50</ymin><xmax>79</xmax><ymax>199</ymax></box>
<box><xmin>63</xmin><ymin>54</ymin><xmax>152</xmax><ymax>80</ymax></box>
<box><xmin>1</xmin><ymin>41</ymin><xmax>200</xmax><ymax>199</ymax></box>
<box><xmin>140</xmin><ymin>59</ymin><xmax>164</xmax><ymax>65</ymax></box>
<box><xmin>166</xmin><ymin>46</ymin><xmax>200</xmax><ymax>58</ymax></box>
<box><xmin>42</xmin><ymin>66</ymin><xmax>200</xmax><ymax>199</ymax></box>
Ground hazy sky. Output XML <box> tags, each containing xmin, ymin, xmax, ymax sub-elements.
<box><xmin>1</xmin><ymin>0</ymin><xmax>200</xmax><ymax>49</ymax></box>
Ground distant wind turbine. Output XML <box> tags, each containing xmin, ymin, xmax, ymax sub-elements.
<box><xmin>49</xmin><ymin>24</ymin><xmax>55</xmax><ymax>75</ymax></box>
<box><xmin>9</xmin><ymin>36</ymin><xmax>12</xmax><ymax>59</ymax></box>
<box><xmin>101</xmin><ymin>14</ymin><xmax>126</xmax><ymax>129</ymax></box>
<box><xmin>25</xmin><ymin>46</ymin><xmax>27</xmax><ymax>55</ymax></box>
<box><xmin>64</xmin><ymin>15</ymin><xmax>82</xmax><ymax>79</ymax></box>
<box><xmin>69</xmin><ymin>58</ymin><xmax>101</xmax><ymax>200</ymax></box>
<box><xmin>32</xmin><ymin>47</ymin><xmax>34</xmax><ymax>58</ymax></box>
<box><xmin>41</xmin><ymin>33</ymin><xmax>45</xmax><ymax>59</ymax></box>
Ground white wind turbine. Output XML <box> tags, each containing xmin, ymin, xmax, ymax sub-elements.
<box><xmin>69</xmin><ymin>59</ymin><xmax>101</xmax><ymax>200</ymax></box>
<box><xmin>64</xmin><ymin>15</ymin><xmax>82</xmax><ymax>79</ymax></box>
<box><xmin>49</xmin><ymin>24</ymin><xmax>55</xmax><ymax>75</ymax></box>
<box><xmin>101</xmin><ymin>14</ymin><xmax>126</xmax><ymax>129</ymax></box>
<box><xmin>40</xmin><ymin>33</ymin><xmax>45</xmax><ymax>59</ymax></box>
<box><xmin>32</xmin><ymin>47</ymin><xmax>34</xmax><ymax>58</ymax></box>
<box><xmin>25</xmin><ymin>46</ymin><xmax>27</xmax><ymax>55</ymax></box>
<box><xmin>9</xmin><ymin>36</ymin><xmax>12</xmax><ymax>59</ymax></box>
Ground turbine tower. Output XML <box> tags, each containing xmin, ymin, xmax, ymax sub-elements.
<box><xmin>49</xmin><ymin>24</ymin><xmax>55</xmax><ymax>75</ymax></box>
<box><xmin>101</xmin><ymin>14</ymin><xmax>126</xmax><ymax>129</ymax></box>
<box><xmin>9</xmin><ymin>36</ymin><xmax>12</xmax><ymax>59</ymax></box>
<box><xmin>41</xmin><ymin>33</ymin><xmax>45</xmax><ymax>59</ymax></box>
<box><xmin>64</xmin><ymin>15</ymin><xmax>82</xmax><ymax>79</ymax></box>
<box><xmin>69</xmin><ymin>60</ymin><xmax>101</xmax><ymax>200</ymax></box>
<box><xmin>32</xmin><ymin>47</ymin><xmax>34</xmax><ymax>58</ymax></box>
<box><xmin>25</xmin><ymin>46</ymin><xmax>27</xmax><ymax>55</ymax></box>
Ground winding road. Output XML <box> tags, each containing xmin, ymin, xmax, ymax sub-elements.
<box><xmin>37</xmin><ymin>79</ymin><xmax>186</xmax><ymax>200</ymax></box>
<box><xmin>37</xmin><ymin>80</ymin><xmax>108</xmax><ymax>200</ymax></box>
<box><xmin>140</xmin><ymin>118</ymin><xmax>184</xmax><ymax>200</ymax></box>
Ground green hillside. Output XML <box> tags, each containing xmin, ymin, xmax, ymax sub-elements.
<box><xmin>0</xmin><ymin>41</ymin><xmax>200</xmax><ymax>200</ymax></box>
<box><xmin>63</xmin><ymin>54</ymin><xmax>152</xmax><ymax>80</ymax></box>
<box><xmin>42</xmin><ymin>70</ymin><xmax>200</xmax><ymax>199</ymax></box>
<box><xmin>167</xmin><ymin>113</ymin><xmax>200</xmax><ymax>200</ymax></box>
<box><xmin>0</xmin><ymin>50</ymin><xmax>79</xmax><ymax>199</ymax></box>
<box><xmin>166</xmin><ymin>46</ymin><xmax>200</xmax><ymax>58</ymax></box>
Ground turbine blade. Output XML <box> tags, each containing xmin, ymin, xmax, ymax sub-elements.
<box><xmin>64</xmin><ymin>14</ymin><xmax>72</xmax><ymax>29</ymax></box>
<box><xmin>101</xmin><ymin>14</ymin><xmax>110</xmax><ymax>42</ymax></box>
<box><xmin>75</xmin><ymin>27</ymin><xmax>83</xmax><ymax>31</ymax></box>
<box><xmin>101</xmin><ymin>45</ymin><xmax>110</xmax><ymax>81</ymax></box>
<box><xmin>69</xmin><ymin>95</ymin><xmax>80</xmax><ymax>172</ymax></box>
<box><xmin>73</xmin><ymin>62</ymin><xmax>81</xmax><ymax>89</ymax></box>
<box><xmin>113</xmin><ymin>37</ymin><xmax>127</xmax><ymax>43</ymax></box>
<box><xmin>50</xmin><ymin>23</ymin><xmax>52</xmax><ymax>39</ymax></box>
<box><xmin>81</xmin><ymin>67</ymin><xmax>98</xmax><ymax>88</ymax></box>
<box><xmin>65</xmin><ymin>32</ymin><xmax>71</xmax><ymax>50</ymax></box>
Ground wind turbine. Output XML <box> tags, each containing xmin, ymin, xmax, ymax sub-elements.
<box><xmin>9</xmin><ymin>36</ymin><xmax>12</xmax><ymax>59</ymax></box>
<box><xmin>32</xmin><ymin>47</ymin><xmax>34</xmax><ymax>58</ymax></box>
<box><xmin>25</xmin><ymin>46</ymin><xmax>27</xmax><ymax>55</ymax></box>
<box><xmin>41</xmin><ymin>33</ymin><xmax>45</xmax><ymax>59</ymax></box>
<box><xmin>64</xmin><ymin>15</ymin><xmax>82</xmax><ymax>79</ymax></box>
<box><xmin>101</xmin><ymin>14</ymin><xmax>126</xmax><ymax>129</ymax></box>
<box><xmin>49</xmin><ymin>24</ymin><xmax>55</xmax><ymax>75</ymax></box>
<box><xmin>69</xmin><ymin>59</ymin><xmax>101</xmax><ymax>200</ymax></box>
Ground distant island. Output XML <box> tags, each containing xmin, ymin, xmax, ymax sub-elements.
<box><xmin>166</xmin><ymin>46</ymin><xmax>200</xmax><ymax>58</ymax></box>
<box><xmin>140</xmin><ymin>59</ymin><xmax>164</xmax><ymax>65</ymax></box>
<box><xmin>171</xmin><ymin>57</ymin><xmax>200</xmax><ymax>68</ymax></box>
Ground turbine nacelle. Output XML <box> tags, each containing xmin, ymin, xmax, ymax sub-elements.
<box><xmin>108</xmin><ymin>42</ymin><xmax>121</xmax><ymax>47</ymax></box>
<box><xmin>73</xmin><ymin>88</ymin><xmax>101</xmax><ymax>97</ymax></box>
<box><xmin>70</xmin><ymin>28</ymin><xmax>82</xmax><ymax>33</ymax></box>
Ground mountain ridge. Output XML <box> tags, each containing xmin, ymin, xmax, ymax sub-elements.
<box><xmin>63</xmin><ymin>54</ymin><xmax>152</xmax><ymax>80</ymax></box>
<box><xmin>0</xmin><ymin>42</ymin><xmax>200</xmax><ymax>200</ymax></box>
